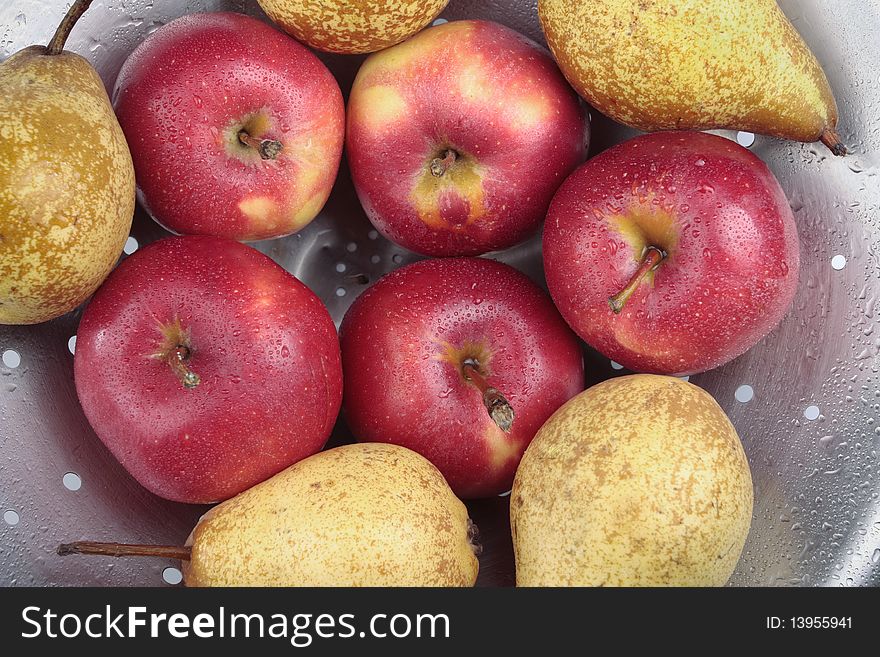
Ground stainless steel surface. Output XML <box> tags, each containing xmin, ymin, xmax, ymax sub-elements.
<box><xmin>1</xmin><ymin>0</ymin><xmax>878</xmax><ymax>587</ymax></box>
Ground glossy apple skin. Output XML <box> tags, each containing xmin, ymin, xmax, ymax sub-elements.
<box><xmin>544</xmin><ymin>131</ymin><xmax>800</xmax><ymax>376</ymax></box>
<box><xmin>347</xmin><ymin>20</ymin><xmax>587</xmax><ymax>257</ymax></box>
<box><xmin>340</xmin><ymin>258</ymin><xmax>584</xmax><ymax>498</ymax></box>
<box><xmin>113</xmin><ymin>12</ymin><xmax>344</xmax><ymax>241</ymax></box>
<box><xmin>74</xmin><ymin>236</ymin><xmax>343</xmax><ymax>504</ymax></box>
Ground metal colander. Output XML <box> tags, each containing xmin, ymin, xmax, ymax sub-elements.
<box><xmin>1</xmin><ymin>0</ymin><xmax>878</xmax><ymax>587</ymax></box>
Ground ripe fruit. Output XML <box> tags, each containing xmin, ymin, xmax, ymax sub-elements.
<box><xmin>60</xmin><ymin>443</ymin><xmax>480</xmax><ymax>587</ymax></box>
<box><xmin>538</xmin><ymin>0</ymin><xmax>845</xmax><ymax>154</ymax></box>
<box><xmin>340</xmin><ymin>257</ymin><xmax>584</xmax><ymax>498</ymax></box>
<box><xmin>543</xmin><ymin>131</ymin><xmax>799</xmax><ymax>376</ymax></box>
<box><xmin>257</xmin><ymin>0</ymin><xmax>449</xmax><ymax>54</ymax></box>
<box><xmin>0</xmin><ymin>0</ymin><xmax>134</xmax><ymax>324</ymax></box>
<box><xmin>74</xmin><ymin>236</ymin><xmax>342</xmax><ymax>504</ymax></box>
<box><xmin>113</xmin><ymin>12</ymin><xmax>344</xmax><ymax>242</ymax></box>
<box><xmin>347</xmin><ymin>19</ymin><xmax>587</xmax><ymax>256</ymax></box>
<box><xmin>511</xmin><ymin>374</ymin><xmax>754</xmax><ymax>586</ymax></box>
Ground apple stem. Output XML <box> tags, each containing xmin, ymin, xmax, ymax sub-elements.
<box><xmin>46</xmin><ymin>0</ymin><xmax>94</xmax><ymax>55</ymax></box>
<box><xmin>238</xmin><ymin>130</ymin><xmax>284</xmax><ymax>160</ymax></box>
<box><xmin>58</xmin><ymin>541</ymin><xmax>192</xmax><ymax>561</ymax></box>
<box><xmin>430</xmin><ymin>149</ymin><xmax>458</xmax><ymax>177</ymax></box>
<box><xmin>167</xmin><ymin>345</ymin><xmax>201</xmax><ymax>389</ymax></box>
<box><xmin>151</xmin><ymin>317</ymin><xmax>201</xmax><ymax>389</ymax></box>
<box><xmin>608</xmin><ymin>246</ymin><xmax>666</xmax><ymax>314</ymax></box>
<box><xmin>462</xmin><ymin>360</ymin><xmax>515</xmax><ymax>432</ymax></box>
<box><xmin>819</xmin><ymin>128</ymin><xmax>847</xmax><ymax>157</ymax></box>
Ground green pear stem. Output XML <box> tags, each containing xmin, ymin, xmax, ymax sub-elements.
<box><xmin>430</xmin><ymin>149</ymin><xmax>458</xmax><ymax>177</ymax></box>
<box><xmin>462</xmin><ymin>360</ymin><xmax>515</xmax><ymax>433</ymax></box>
<box><xmin>820</xmin><ymin>128</ymin><xmax>847</xmax><ymax>157</ymax></box>
<box><xmin>46</xmin><ymin>0</ymin><xmax>94</xmax><ymax>56</ymax></box>
<box><xmin>58</xmin><ymin>541</ymin><xmax>192</xmax><ymax>561</ymax></box>
<box><xmin>238</xmin><ymin>131</ymin><xmax>284</xmax><ymax>160</ymax></box>
<box><xmin>608</xmin><ymin>246</ymin><xmax>666</xmax><ymax>314</ymax></box>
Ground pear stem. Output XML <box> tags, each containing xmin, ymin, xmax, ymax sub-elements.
<box><xmin>819</xmin><ymin>128</ymin><xmax>847</xmax><ymax>157</ymax></box>
<box><xmin>608</xmin><ymin>246</ymin><xmax>666</xmax><ymax>314</ymax></box>
<box><xmin>462</xmin><ymin>360</ymin><xmax>515</xmax><ymax>432</ymax></box>
<box><xmin>58</xmin><ymin>541</ymin><xmax>192</xmax><ymax>561</ymax></box>
<box><xmin>238</xmin><ymin>131</ymin><xmax>283</xmax><ymax>160</ymax></box>
<box><xmin>46</xmin><ymin>0</ymin><xmax>94</xmax><ymax>56</ymax></box>
<box><xmin>430</xmin><ymin>149</ymin><xmax>458</xmax><ymax>177</ymax></box>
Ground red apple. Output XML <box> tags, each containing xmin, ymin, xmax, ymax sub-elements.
<box><xmin>74</xmin><ymin>236</ymin><xmax>343</xmax><ymax>504</ymax></box>
<box><xmin>340</xmin><ymin>257</ymin><xmax>584</xmax><ymax>498</ymax></box>
<box><xmin>543</xmin><ymin>131</ymin><xmax>800</xmax><ymax>376</ymax></box>
<box><xmin>113</xmin><ymin>12</ymin><xmax>344</xmax><ymax>241</ymax></box>
<box><xmin>346</xmin><ymin>19</ymin><xmax>587</xmax><ymax>257</ymax></box>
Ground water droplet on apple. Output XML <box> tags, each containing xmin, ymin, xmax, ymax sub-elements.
<box><xmin>281</xmin><ymin>346</ymin><xmax>290</xmax><ymax>359</ymax></box>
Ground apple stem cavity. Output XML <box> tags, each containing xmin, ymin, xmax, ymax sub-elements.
<box><xmin>430</xmin><ymin>149</ymin><xmax>458</xmax><ymax>177</ymax></box>
<box><xmin>151</xmin><ymin>317</ymin><xmax>201</xmax><ymax>390</ymax></box>
<box><xmin>608</xmin><ymin>246</ymin><xmax>666</xmax><ymax>314</ymax></box>
<box><xmin>462</xmin><ymin>359</ymin><xmax>515</xmax><ymax>432</ymax></box>
<box><xmin>57</xmin><ymin>541</ymin><xmax>192</xmax><ymax>561</ymax></box>
<box><xmin>238</xmin><ymin>130</ymin><xmax>284</xmax><ymax>160</ymax></box>
<box><xmin>820</xmin><ymin>128</ymin><xmax>847</xmax><ymax>157</ymax></box>
<box><xmin>46</xmin><ymin>0</ymin><xmax>94</xmax><ymax>56</ymax></box>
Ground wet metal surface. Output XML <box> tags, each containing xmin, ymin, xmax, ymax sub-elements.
<box><xmin>1</xmin><ymin>1</ymin><xmax>878</xmax><ymax>586</ymax></box>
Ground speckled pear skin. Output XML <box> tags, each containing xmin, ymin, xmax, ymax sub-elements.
<box><xmin>183</xmin><ymin>443</ymin><xmax>479</xmax><ymax>587</ymax></box>
<box><xmin>257</xmin><ymin>0</ymin><xmax>449</xmax><ymax>54</ymax></box>
<box><xmin>0</xmin><ymin>46</ymin><xmax>135</xmax><ymax>325</ymax></box>
<box><xmin>511</xmin><ymin>374</ymin><xmax>754</xmax><ymax>587</ymax></box>
<box><xmin>539</xmin><ymin>0</ymin><xmax>839</xmax><ymax>144</ymax></box>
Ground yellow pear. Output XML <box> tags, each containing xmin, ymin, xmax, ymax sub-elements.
<box><xmin>0</xmin><ymin>0</ymin><xmax>135</xmax><ymax>325</ymax></box>
<box><xmin>511</xmin><ymin>374</ymin><xmax>753</xmax><ymax>587</ymax></box>
<box><xmin>257</xmin><ymin>0</ymin><xmax>449</xmax><ymax>54</ymax></box>
<box><xmin>59</xmin><ymin>443</ymin><xmax>480</xmax><ymax>587</ymax></box>
<box><xmin>539</xmin><ymin>0</ymin><xmax>845</xmax><ymax>155</ymax></box>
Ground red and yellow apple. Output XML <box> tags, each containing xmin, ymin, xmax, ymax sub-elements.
<box><xmin>340</xmin><ymin>257</ymin><xmax>584</xmax><ymax>498</ymax></box>
<box><xmin>113</xmin><ymin>12</ymin><xmax>344</xmax><ymax>242</ymax></box>
<box><xmin>347</xmin><ymin>19</ymin><xmax>588</xmax><ymax>257</ymax></box>
<box><xmin>543</xmin><ymin>131</ymin><xmax>800</xmax><ymax>376</ymax></box>
<box><xmin>74</xmin><ymin>236</ymin><xmax>343</xmax><ymax>504</ymax></box>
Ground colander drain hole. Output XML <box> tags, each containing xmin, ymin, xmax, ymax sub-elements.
<box><xmin>2</xmin><ymin>349</ymin><xmax>21</xmax><ymax>368</ymax></box>
<box><xmin>162</xmin><ymin>567</ymin><xmax>183</xmax><ymax>585</ymax></box>
<box><xmin>123</xmin><ymin>236</ymin><xmax>139</xmax><ymax>255</ymax></box>
<box><xmin>62</xmin><ymin>472</ymin><xmax>82</xmax><ymax>491</ymax></box>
